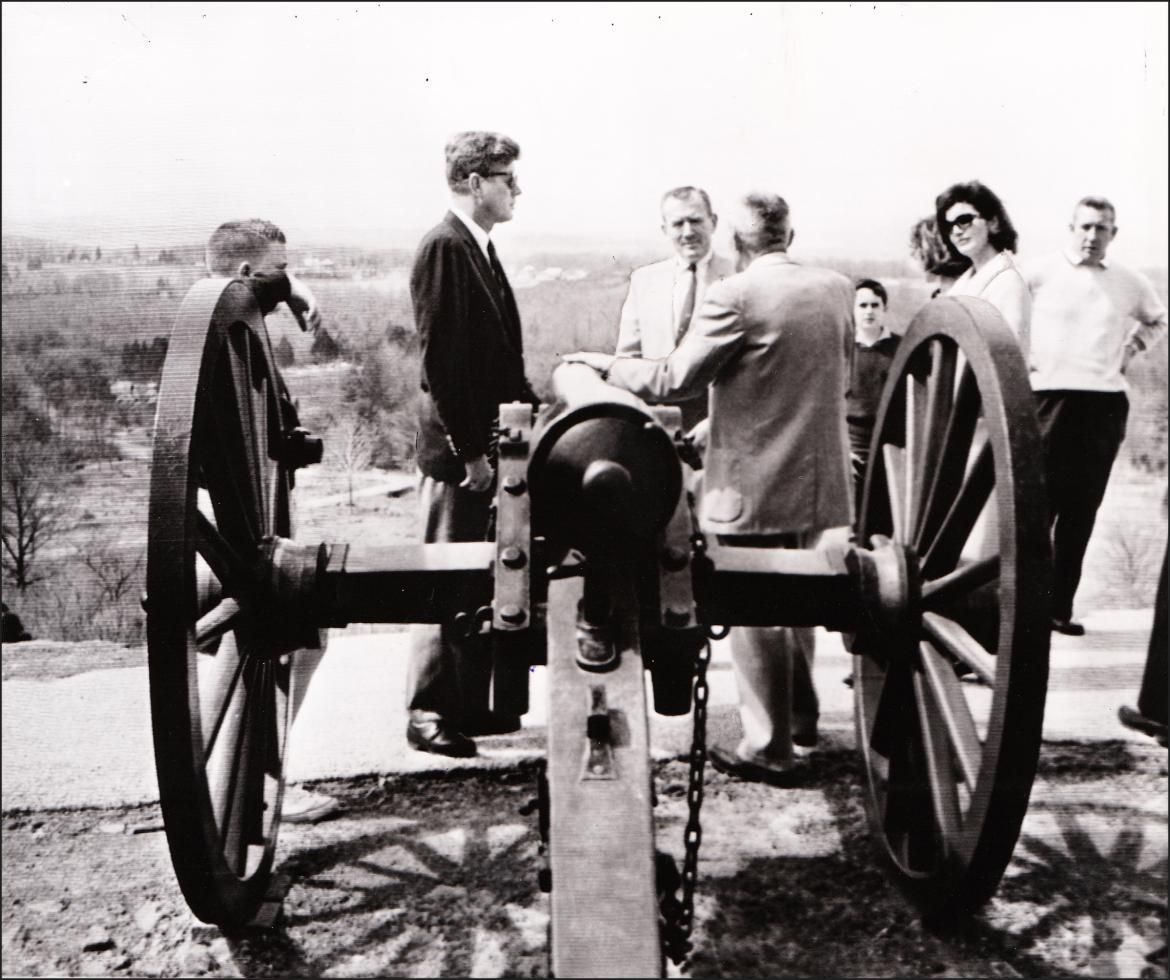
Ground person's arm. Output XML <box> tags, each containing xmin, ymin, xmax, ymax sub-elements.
<box><xmin>245</xmin><ymin>271</ymin><xmax>321</xmax><ymax>332</ymax></box>
<box><xmin>984</xmin><ymin>270</ymin><xmax>1032</xmax><ymax>358</ymax></box>
<box><xmin>604</xmin><ymin>283</ymin><xmax>746</xmax><ymax>402</ymax></box>
<box><xmin>1124</xmin><ymin>274</ymin><xmax>1168</xmax><ymax>368</ymax></box>
<box><xmin>614</xmin><ymin>275</ymin><xmax>643</xmax><ymax>357</ymax></box>
<box><xmin>412</xmin><ymin>236</ymin><xmax>492</xmax><ymax>489</ymax></box>
<box><xmin>285</xmin><ymin>272</ymin><xmax>321</xmax><ymax>332</ymax></box>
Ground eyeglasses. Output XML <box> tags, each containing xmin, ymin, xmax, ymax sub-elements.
<box><xmin>946</xmin><ymin>212</ymin><xmax>980</xmax><ymax>234</ymax></box>
<box><xmin>484</xmin><ymin>171</ymin><xmax>519</xmax><ymax>191</ymax></box>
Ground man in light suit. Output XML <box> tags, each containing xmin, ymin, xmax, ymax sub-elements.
<box><xmin>566</xmin><ymin>192</ymin><xmax>854</xmax><ymax>785</ymax></box>
<box><xmin>407</xmin><ymin>131</ymin><xmax>539</xmax><ymax>758</ymax></box>
<box><xmin>615</xmin><ymin>186</ymin><xmax>737</xmax><ymax>434</ymax></box>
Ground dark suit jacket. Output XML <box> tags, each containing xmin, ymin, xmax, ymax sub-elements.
<box><xmin>412</xmin><ymin>211</ymin><xmax>537</xmax><ymax>483</ymax></box>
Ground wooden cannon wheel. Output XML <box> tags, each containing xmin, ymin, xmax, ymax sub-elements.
<box><xmin>854</xmin><ymin>296</ymin><xmax>1052</xmax><ymax>919</ymax></box>
<box><xmin>146</xmin><ymin>279</ymin><xmax>315</xmax><ymax>926</ymax></box>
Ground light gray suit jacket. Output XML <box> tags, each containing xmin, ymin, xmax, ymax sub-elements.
<box><xmin>607</xmin><ymin>251</ymin><xmax>854</xmax><ymax>536</ymax></box>
<box><xmin>615</xmin><ymin>252</ymin><xmax>739</xmax><ymax>359</ymax></box>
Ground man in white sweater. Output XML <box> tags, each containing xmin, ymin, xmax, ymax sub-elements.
<box><xmin>1027</xmin><ymin>196</ymin><xmax>1167</xmax><ymax>635</ymax></box>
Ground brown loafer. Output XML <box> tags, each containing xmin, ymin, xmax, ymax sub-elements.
<box><xmin>406</xmin><ymin>714</ymin><xmax>477</xmax><ymax>758</ymax></box>
<box><xmin>707</xmin><ymin>744</ymin><xmax>806</xmax><ymax>787</ymax></box>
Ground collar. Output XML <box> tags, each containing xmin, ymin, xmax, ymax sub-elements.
<box><xmin>1062</xmin><ymin>248</ymin><xmax>1109</xmax><ymax>269</ymax></box>
<box><xmin>675</xmin><ymin>249</ymin><xmax>715</xmax><ymax>275</ymax></box>
<box><xmin>856</xmin><ymin>328</ymin><xmax>893</xmax><ymax>348</ymax></box>
<box><xmin>449</xmin><ymin>203</ymin><xmax>492</xmax><ymax>257</ymax></box>
<box><xmin>747</xmin><ymin>250</ymin><xmax>796</xmax><ymax>270</ymax></box>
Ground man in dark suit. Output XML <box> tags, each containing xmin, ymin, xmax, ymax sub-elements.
<box><xmin>406</xmin><ymin>131</ymin><xmax>539</xmax><ymax>758</ymax></box>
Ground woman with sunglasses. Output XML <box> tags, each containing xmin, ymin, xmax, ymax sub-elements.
<box><xmin>935</xmin><ymin>180</ymin><xmax>1031</xmax><ymax>354</ymax></box>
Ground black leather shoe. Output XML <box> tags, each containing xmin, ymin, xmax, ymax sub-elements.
<box><xmin>461</xmin><ymin>713</ymin><xmax>522</xmax><ymax>737</ymax></box>
<box><xmin>1118</xmin><ymin>705</ymin><xmax>1169</xmax><ymax>746</ymax></box>
<box><xmin>406</xmin><ymin>714</ymin><xmax>477</xmax><ymax>758</ymax></box>
<box><xmin>1051</xmin><ymin>617</ymin><xmax>1086</xmax><ymax>636</ymax></box>
<box><xmin>707</xmin><ymin>744</ymin><xmax>805</xmax><ymax>787</ymax></box>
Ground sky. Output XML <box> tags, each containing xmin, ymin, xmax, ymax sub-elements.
<box><xmin>3</xmin><ymin>2</ymin><xmax>1167</xmax><ymax>265</ymax></box>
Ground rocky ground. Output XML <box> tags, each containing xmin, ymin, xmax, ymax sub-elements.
<box><xmin>3</xmin><ymin>740</ymin><xmax>1165</xmax><ymax>978</ymax></box>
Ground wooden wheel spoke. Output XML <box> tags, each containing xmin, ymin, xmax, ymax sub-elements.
<box><xmin>920</xmin><ymin>442</ymin><xmax>994</xmax><ymax>580</ymax></box>
<box><xmin>194</xmin><ymin>512</ymin><xmax>252</xmax><ymax>592</ymax></box>
<box><xmin>922</xmin><ymin>556</ymin><xmax>1000</xmax><ymax>609</ymax></box>
<box><xmin>912</xmin><ymin>669</ymin><xmax>963</xmax><ymax>845</ymax></box>
<box><xmin>922</xmin><ymin>611</ymin><xmax>996</xmax><ymax>686</ymax></box>
<box><xmin>218</xmin><ymin>658</ymin><xmax>270</xmax><ymax>876</ymax></box>
<box><xmin>202</xmin><ymin>639</ymin><xmax>246</xmax><ymax>757</ymax></box>
<box><xmin>882</xmin><ymin>699</ymin><xmax>938</xmax><ymax>869</ymax></box>
<box><xmin>915</xmin><ymin>365</ymin><xmax>981</xmax><ymax>554</ymax></box>
<box><xmin>919</xmin><ymin>641</ymin><xmax>983</xmax><ymax>791</ymax></box>
<box><xmin>867</xmin><ymin>661</ymin><xmax>912</xmax><ymax>761</ymax></box>
<box><xmin>881</xmin><ymin>444</ymin><xmax>908</xmax><ymax>543</ymax></box>
<box><xmin>227</xmin><ymin>329</ymin><xmax>270</xmax><ymax>534</ymax></box>
<box><xmin>910</xmin><ymin>340</ymin><xmax>957</xmax><ymax>539</ymax></box>
<box><xmin>195</xmin><ymin>598</ymin><xmax>246</xmax><ymax>652</ymax></box>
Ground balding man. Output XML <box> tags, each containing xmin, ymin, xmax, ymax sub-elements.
<box><xmin>565</xmin><ymin>193</ymin><xmax>854</xmax><ymax>785</ymax></box>
<box><xmin>615</xmin><ymin>186</ymin><xmax>736</xmax><ymax>433</ymax></box>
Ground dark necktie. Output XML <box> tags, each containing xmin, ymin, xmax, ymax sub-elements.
<box><xmin>487</xmin><ymin>240</ymin><xmax>508</xmax><ymax>291</ymax></box>
<box><xmin>676</xmin><ymin>263</ymin><xmax>697</xmax><ymax>343</ymax></box>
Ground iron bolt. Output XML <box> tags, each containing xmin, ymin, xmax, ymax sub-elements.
<box><xmin>503</xmin><ymin>475</ymin><xmax>527</xmax><ymax>495</ymax></box>
<box><xmin>500</xmin><ymin>604</ymin><xmax>527</xmax><ymax>625</ymax></box>
<box><xmin>664</xmin><ymin>606</ymin><xmax>691</xmax><ymax>628</ymax></box>
<box><xmin>501</xmin><ymin>546</ymin><xmax>527</xmax><ymax>569</ymax></box>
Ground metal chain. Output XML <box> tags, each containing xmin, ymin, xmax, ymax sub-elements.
<box><xmin>674</xmin><ymin>632</ymin><xmax>712</xmax><ymax>962</ymax></box>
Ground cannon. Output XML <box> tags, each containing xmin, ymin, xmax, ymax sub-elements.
<box><xmin>146</xmin><ymin>279</ymin><xmax>1051</xmax><ymax>975</ymax></box>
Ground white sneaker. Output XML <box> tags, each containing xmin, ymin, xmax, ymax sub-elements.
<box><xmin>282</xmin><ymin>785</ymin><xmax>340</xmax><ymax>824</ymax></box>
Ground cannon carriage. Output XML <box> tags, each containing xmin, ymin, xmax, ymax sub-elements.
<box><xmin>146</xmin><ymin>278</ymin><xmax>1050</xmax><ymax>975</ymax></box>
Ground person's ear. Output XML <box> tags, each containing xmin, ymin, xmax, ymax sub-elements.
<box><xmin>236</xmin><ymin>261</ymin><xmax>252</xmax><ymax>277</ymax></box>
<box><xmin>710</xmin><ymin>213</ymin><xmax>718</xmax><ymax>231</ymax></box>
<box><xmin>988</xmin><ymin>217</ymin><xmax>1000</xmax><ymax>235</ymax></box>
<box><xmin>787</xmin><ymin>228</ymin><xmax>796</xmax><ymax>248</ymax></box>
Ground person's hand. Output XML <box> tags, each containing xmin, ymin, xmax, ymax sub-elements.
<box><xmin>687</xmin><ymin>418</ymin><xmax>709</xmax><ymax>456</ymax></box>
<box><xmin>562</xmin><ymin>351</ymin><xmax>616</xmax><ymax>375</ymax></box>
<box><xmin>286</xmin><ymin>273</ymin><xmax>321</xmax><ymax>332</ymax></box>
<box><xmin>460</xmin><ymin>453</ymin><xmax>494</xmax><ymax>493</ymax></box>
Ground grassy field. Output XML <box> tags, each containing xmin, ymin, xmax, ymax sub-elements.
<box><xmin>2</xmin><ymin>253</ymin><xmax>1165</xmax><ymax>644</ymax></box>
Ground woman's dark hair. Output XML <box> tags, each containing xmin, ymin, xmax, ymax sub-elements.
<box><xmin>909</xmin><ymin>216</ymin><xmax>970</xmax><ymax>279</ymax></box>
<box><xmin>934</xmin><ymin>180</ymin><xmax>1019</xmax><ymax>256</ymax></box>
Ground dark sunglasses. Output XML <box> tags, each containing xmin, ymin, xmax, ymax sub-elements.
<box><xmin>484</xmin><ymin>171</ymin><xmax>519</xmax><ymax>191</ymax></box>
<box><xmin>947</xmin><ymin>212</ymin><xmax>980</xmax><ymax>233</ymax></box>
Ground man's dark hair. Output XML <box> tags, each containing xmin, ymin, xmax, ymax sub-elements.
<box><xmin>935</xmin><ymin>181</ymin><xmax>1019</xmax><ymax>256</ymax></box>
<box><xmin>206</xmin><ymin>219</ymin><xmax>286</xmax><ymax>275</ymax></box>
<box><xmin>855</xmin><ymin>278</ymin><xmax>888</xmax><ymax>307</ymax></box>
<box><xmin>445</xmin><ymin>131</ymin><xmax>521</xmax><ymax>191</ymax></box>
<box><xmin>660</xmin><ymin>186</ymin><xmax>714</xmax><ymax>219</ymax></box>
<box><xmin>736</xmin><ymin>192</ymin><xmax>791</xmax><ymax>253</ymax></box>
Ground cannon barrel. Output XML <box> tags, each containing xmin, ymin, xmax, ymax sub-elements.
<box><xmin>528</xmin><ymin>363</ymin><xmax>683</xmax><ymax>558</ymax></box>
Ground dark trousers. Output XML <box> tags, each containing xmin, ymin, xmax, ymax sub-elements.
<box><xmin>1138</xmin><ymin>545</ymin><xmax>1168</xmax><ymax>726</ymax></box>
<box><xmin>1035</xmin><ymin>390</ymin><xmax>1129</xmax><ymax>621</ymax></box>
<box><xmin>405</xmin><ymin>473</ymin><xmax>495</xmax><ymax>726</ymax></box>
<box><xmin>847</xmin><ymin>419</ymin><xmax>874</xmax><ymax>513</ymax></box>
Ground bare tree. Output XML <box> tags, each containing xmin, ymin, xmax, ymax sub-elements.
<box><xmin>326</xmin><ymin>413</ymin><xmax>374</xmax><ymax>507</ymax></box>
<box><xmin>2</xmin><ymin>441</ymin><xmax>68</xmax><ymax>591</ymax></box>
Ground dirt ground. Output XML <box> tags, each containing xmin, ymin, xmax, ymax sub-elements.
<box><xmin>3</xmin><ymin>456</ymin><xmax>1165</xmax><ymax>978</ymax></box>
<box><xmin>2</xmin><ymin>737</ymin><xmax>1165</xmax><ymax>978</ymax></box>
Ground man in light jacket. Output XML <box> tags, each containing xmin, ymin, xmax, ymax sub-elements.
<box><xmin>566</xmin><ymin>192</ymin><xmax>854</xmax><ymax>784</ymax></box>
